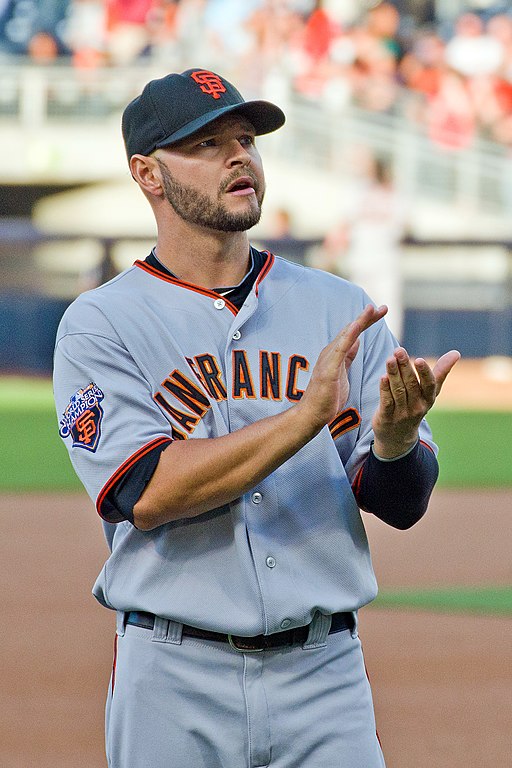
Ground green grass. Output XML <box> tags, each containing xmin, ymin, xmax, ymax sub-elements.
<box><xmin>428</xmin><ymin>408</ymin><xmax>512</xmax><ymax>488</ymax></box>
<box><xmin>372</xmin><ymin>586</ymin><xmax>512</xmax><ymax>616</ymax></box>
<box><xmin>4</xmin><ymin>409</ymin><xmax>82</xmax><ymax>490</ymax></box>
<box><xmin>1</xmin><ymin>378</ymin><xmax>81</xmax><ymax>490</ymax></box>
<box><xmin>1</xmin><ymin>377</ymin><xmax>512</xmax><ymax>490</ymax></box>
<box><xmin>0</xmin><ymin>377</ymin><xmax>56</xmax><ymax>409</ymax></box>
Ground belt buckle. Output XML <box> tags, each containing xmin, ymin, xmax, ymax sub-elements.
<box><xmin>228</xmin><ymin>634</ymin><xmax>265</xmax><ymax>653</ymax></box>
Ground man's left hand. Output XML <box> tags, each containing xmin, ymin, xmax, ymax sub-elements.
<box><xmin>372</xmin><ymin>348</ymin><xmax>461</xmax><ymax>459</ymax></box>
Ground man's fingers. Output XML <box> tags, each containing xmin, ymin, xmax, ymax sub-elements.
<box><xmin>384</xmin><ymin>356</ymin><xmax>408</xmax><ymax>406</ymax></box>
<box><xmin>384</xmin><ymin>348</ymin><xmax>421</xmax><ymax>408</ymax></box>
<box><xmin>432</xmin><ymin>350</ymin><xmax>461</xmax><ymax>396</ymax></box>
<box><xmin>414</xmin><ymin>356</ymin><xmax>436</xmax><ymax>403</ymax></box>
<box><xmin>353</xmin><ymin>304</ymin><xmax>388</xmax><ymax>334</ymax></box>
<box><xmin>333</xmin><ymin>304</ymin><xmax>387</xmax><ymax>355</ymax></box>
<box><xmin>379</xmin><ymin>375</ymin><xmax>395</xmax><ymax>413</ymax></box>
<box><xmin>374</xmin><ymin>349</ymin><xmax>461</xmax><ymax>455</ymax></box>
<box><xmin>393</xmin><ymin>348</ymin><xmax>421</xmax><ymax>393</ymax></box>
<box><xmin>415</xmin><ymin>350</ymin><xmax>461</xmax><ymax>401</ymax></box>
<box><xmin>307</xmin><ymin>306</ymin><xmax>387</xmax><ymax>425</ymax></box>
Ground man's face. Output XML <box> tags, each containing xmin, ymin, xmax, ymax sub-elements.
<box><xmin>154</xmin><ymin>115</ymin><xmax>266</xmax><ymax>232</ymax></box>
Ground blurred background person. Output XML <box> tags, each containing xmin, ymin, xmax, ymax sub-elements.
<box><xmin>104</xmin><ymin>0</ymin><xmax>155</xmax><ymax>65</ymax></box>
<box><xmin>323</xmin><ymin>152</ymin><xmax>407</xmax><ymax>339</ymax></box>
<box><xmin>63</xmin><ymin>0</ymin><xmax>107</xmax><ymax>70</ymax></box>
<box><xmin>0</xmin><ymin>0</ymin><xmax>71</xmax><ymax>58</ymax></box>
<box><xmin>444</xmin><ymin>12</ymin><xmax>504</xmax><ymax>79</ymax></box>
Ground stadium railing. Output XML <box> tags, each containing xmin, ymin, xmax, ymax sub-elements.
<box><xmin>0</xmin><ymin>62</ymin><xmax>510</xmax><ymax>215</ymax></box>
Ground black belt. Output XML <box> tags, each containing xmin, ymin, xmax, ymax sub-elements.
<box><xmin>125</xmin><ymin>610</ymin><xmax>353</xmax><ymax>652</ymax></box>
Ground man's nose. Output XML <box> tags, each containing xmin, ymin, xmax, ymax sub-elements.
<box><xmin>226</xmin><ymin>140</ymin><xmax>252</xmax><ymax>166</ymax></box>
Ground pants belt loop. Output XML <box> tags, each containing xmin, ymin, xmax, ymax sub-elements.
<box><xmin>152</xmin><ymin>616</ymin><xmax>183</xmax><ymax>645</ymax></box>
<box><xmin>350</xmin><ymin>610</ymin><xmax>359</xmax><ymax>640</ymax></box>
<box><xmin>117</xmin><ymin>610</ymin><xmax>127</xmax><ymax>637</ymax></box>
<box><xmin>303</xmin><ymin>611</ymin><xmax>331</xmax><ymax>650</ymax></box>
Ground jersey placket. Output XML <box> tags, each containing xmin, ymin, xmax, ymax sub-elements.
<box><xmin>222</xmin><ymin>291</ymin><xmax>304</xmax><ymax>636</ymax></box>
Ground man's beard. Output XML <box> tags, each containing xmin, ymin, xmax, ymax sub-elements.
<box><xmin>157</xmin><ymin>160</ymin><xmax>264</xmax><ymax>232</ymax></box>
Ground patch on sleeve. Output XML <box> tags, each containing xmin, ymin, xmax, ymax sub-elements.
<box><xmin>59</xmin><ymin>383</ymin><xmax>105</xmax><ymax>452</ymax></box>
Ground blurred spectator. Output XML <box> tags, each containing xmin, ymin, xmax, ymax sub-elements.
<box><xmin>468</xmin><ymin>69</ymin><xmax>512</xmax><ymax>143</ymax></box>
<box><xmin>444</xmin><ymin>12</ymin><xmax>504</xmax><ymax>78</ymax></box>
<box><xmin>2</xmin><ymin>0</ymin><xmax>512</xmax><ymax>152</ymax></box>
<box><xmin>301</xmin><ymin>0</ymin><xmax>341</xmax><ymax>62</ymax></box>
<box><xmin>80</xmin><ymin>245</ymin><xmax>120</xmax><ymax>291</ymax></box>
<box><xmin>426</xmin><ymin>68</ymin><xmax>476</xmax><ymax>151</ymax></box>
<box><xmin>244</xmin><ymin>0</ymin><xmax>305</xmax><ymax>90</ymax></box>
<box><xmin>145</xmin><ymin>0</ymin><xmax>179</xmax><ymax>59</ymax></box>
<box><xmin>261</xmin><ymin>206</ymin><xmax>322</xmax><ymax>265</ymax></box>
<box><xmin>472</xmin><ymin>14</ymin><xmax>512</xmax><ymax>144</ymax></box>
<box><xmin>63</xmin><ymin>0</ymin><xmax>107</xmax><ymax>69</ymax></box>
<box><xmin>0</xmin><ymin>0</ymin><xmax>70</xmax><ymax>57</ymax></box>
<box><xmin>288</xmin><ymin>0</ymin><xmax>344</xmax><ymax>102</ymax></box>
<box><xmin>202</xmin><ymin>0</ymin><xmax>260</xmax><ymax>57</ymax></box>
<box><xmin>105</xmin><ymin>0</ymin><xmax>154</xmax><ymax>64</ymax></box>
<box><xmin>268</xmin><ymin>206</ymin><xmax>294</xmax><ymax>239</ymax></box>
<box><xmin>399</xmin><ymin>32</ymin><xmax>445</xmax><ymax>99</ymax></box>
<box><xmin>172</xmin><ymin>0</ymin><xmax>216</xmax><ymax>67</ymax></box>
<box><xmin>350</xmin><ymin>2</ymin><xmax>402</xmax><ymax>112</ymax></box>
<box><xmin>364</xmin><ymin>0</ymin><xmax>402</xmax><ymax>61</ymax></box>
<box><xmin>487</xmin><ymin>13</ymin><xmax>512</xmax><ymax>79</ymax></box>
<box><xmin>322</xmin><ymin>152</ymin><xmax>407</xmax><ymax>339</ymax></box>
<box><xmin>27</xmin><ymin>31</ymin><xmax>59</xmax><ymax>63</ymax></box>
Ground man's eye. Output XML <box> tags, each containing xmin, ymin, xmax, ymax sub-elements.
<box><xmin>199</xmin><ymin>138</ymin><xmax>216</xmax><ymax>147</ymax></box>
<box><xmin>240</xmin><ymin>135</ymin><xmax>255</xmax><ymax>146</ymax></box>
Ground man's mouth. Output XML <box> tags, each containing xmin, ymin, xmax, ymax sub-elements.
<box><xmin>225</xmin><ymin>176</ymin><xmax>257</xmax><ymax>196</ymax></box>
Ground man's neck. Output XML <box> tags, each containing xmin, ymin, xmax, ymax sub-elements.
<box><xmin>154</xmin><ymin>225</ymin><xmax>252</xmax><ymax>289</ymax></box>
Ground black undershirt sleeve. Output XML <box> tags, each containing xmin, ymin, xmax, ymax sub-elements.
<box><xmin>102</xmin><ymin>444</ymin><xmax>170</xmax><ymax>524</ymax></box>
<box><xmin>354</xmin><ymin>441</ymin><xmax>439</xmax><ymax>530</ymax></box>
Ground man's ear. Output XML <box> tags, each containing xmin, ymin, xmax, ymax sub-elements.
<box><xmin>129</xmin><ymin>154</ymin><xmax>164</xmax><ymax>196</ymax></box>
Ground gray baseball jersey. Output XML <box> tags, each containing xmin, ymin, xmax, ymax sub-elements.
<box><xmin>53</xmin><ymin>251</ymin><xmax>436</xmax><ymax>636</ymax></box>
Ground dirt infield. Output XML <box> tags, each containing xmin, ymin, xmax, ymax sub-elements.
<box><xmin>431</xmin><ymin>356</ymin><xmax>512</xmax><ymax>410</ymax></box>
<box><xmin>1</xmin><ymin>488</ymin><xmax>510</xmax><ymax>767</ymax></box>
<box><xmin>362</xmin><ymin>489</ymin><xmax>512</xmax><ymax>768</ymax></box>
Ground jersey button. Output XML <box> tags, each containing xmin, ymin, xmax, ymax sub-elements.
<box><xmin>213</xmin><ymin>298</ymin><xmax>226</xmax><ymax>310</ymax></box>
<box><xmin>232</xmin><ymin>330</ymin><xmax>241</xmax><ymax>340</ymax></box>
<box><xmin>266</xmin><ymin>556</ymin><xmax>276</xmax><ymax>568</ymax></box>
<box><xmin>251</xmin><ymin>492</ymin><xmax>262</xmax><ymax>504</ymax></box>
<box><xmin>280</xmin><ymin>618</ymin><xmax>291</xmax><ymax>629</ymax></box>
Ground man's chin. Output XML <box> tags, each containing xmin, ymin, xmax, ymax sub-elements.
<box><xmin>214</xmin><ymin>207</ymin><xmax>262</xmax><ymax>233</ymax></box>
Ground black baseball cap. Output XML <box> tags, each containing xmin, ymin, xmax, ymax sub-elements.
<box><xmin>122</xmin><ymin>68</ymin><xmax>286</xmax><ymax>160</ymax></box>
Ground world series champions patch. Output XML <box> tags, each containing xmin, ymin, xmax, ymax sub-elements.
<box><xmin>59</xmin><ymin>383</ymin><xmax>105</xmax><ymax>452</ymax></box>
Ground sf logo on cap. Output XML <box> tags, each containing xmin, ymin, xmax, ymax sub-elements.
<box><xmin>191</xmin><ymin>70</ymin><xmax>227</xmax><ymax>99</ymax></box>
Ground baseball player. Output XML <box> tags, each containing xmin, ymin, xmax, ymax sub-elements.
<box><xmin>53</xmin><ymin>68</ymin><xmax>460</xmax><ymax>768</ymax></box>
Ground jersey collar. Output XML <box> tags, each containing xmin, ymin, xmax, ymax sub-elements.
<box><xmin>135</xmin><ymin>247</ymin><xmax>274</xmax><ymax>312</ymax></box>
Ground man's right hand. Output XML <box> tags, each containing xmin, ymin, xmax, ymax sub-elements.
<box><xmin>298</xmin><ymin>304</ymin><xmax>388</xmax><ymax>433</ymax></box>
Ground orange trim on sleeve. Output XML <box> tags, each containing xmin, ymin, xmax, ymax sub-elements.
<box><xmin>420</xmin><ymin>439</ymin><xmax>435</xmax><ymax>455</ymax></box>
<box><xmin>96</xmin><ymin>436</ymin><xmax>172</xmax><ymax>522</ymax></box>
<box><xmin>351</xmin><ymin>464</ymin><xmax>365</xmax><ymax>501</ymax></box>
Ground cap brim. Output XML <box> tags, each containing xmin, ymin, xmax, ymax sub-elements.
<box><xmin>155</xmin><ymin>100</ymin><xmax>285</xmax><ymax>148</ymax></box>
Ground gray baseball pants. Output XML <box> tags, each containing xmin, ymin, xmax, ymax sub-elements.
<box><xmin>106</xmin><ymin>610</ymin><xmax>386</xmax><ymax>768</ymax></box>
